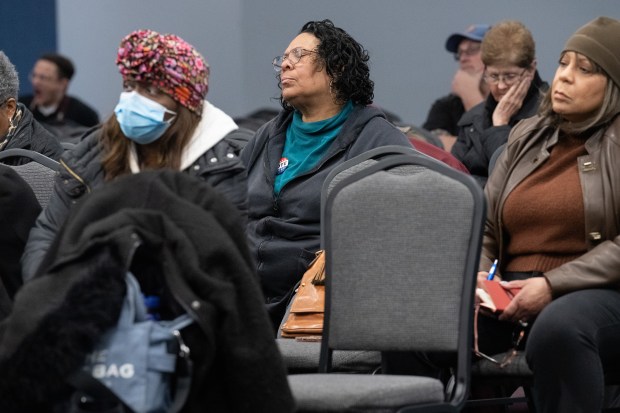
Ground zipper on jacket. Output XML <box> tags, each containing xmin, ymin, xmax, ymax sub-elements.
<box><xmin>60</xmin><ymin>158</ymin><xmax>91</xmax><ymax>193</ymax></box>
<box><xmin>272</xmin><ymin>195</ymin><xmax>279</xmax><ymax>214</ymax></box>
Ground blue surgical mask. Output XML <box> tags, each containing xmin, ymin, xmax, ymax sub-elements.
<box><xmin>114</xmin><ymin>91</ymin><xmax>177</xmax><ymax>144</ymax></box>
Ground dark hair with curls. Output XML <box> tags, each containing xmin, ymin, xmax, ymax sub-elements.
<box><xmin>278</xmin><ymin>19</ymin><xmax>374</xmax><ymax>110</ymax></box>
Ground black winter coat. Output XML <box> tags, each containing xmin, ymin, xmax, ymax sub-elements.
<box><xmin>21</xmin><ymin>126</ymin><xmax>250</xmax><ymax>281</ymax></box>
<box><xmin>0</xmin><ymin>170</ymin><xmax>294</xmax><ymax>413</ymax></box>
<box><xmin>0</xmin><ymin>166</ymin><xmax>41</xmax><ymax>316</ymax></box>
<box><xmin>0</xmin><ymin>103</ymin><xmax>63</xmax><ymax>164</ymax></box>
<box><xmin>452</xmin><ymin>71</ymin><xmax>548</xmax><ymax>186</ymax></box>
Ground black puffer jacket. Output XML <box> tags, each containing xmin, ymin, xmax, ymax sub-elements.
<box><xmin>0</xmin><ymin>170</ymin><xmax>294</xmax><ymax>413</ymax></box>
<box><xmin>0</xmin><ymin>103</ymin><xmax>63</xmax><ymax>164</ymax></box>
<box><xmin>21</xmin><ymin>125</ymin><xmax>250</xmax><ymax>281</ymax></box>
<box><xmin>241</xmin><ymin>104</ymin><xmax>413</xmax><ymax>328</ymax></box>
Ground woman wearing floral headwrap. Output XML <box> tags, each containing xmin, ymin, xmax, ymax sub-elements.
<box><xmin>21</xmin><ymin>29</ymin><xmax>250</xmax><ymax>281</ymax></box>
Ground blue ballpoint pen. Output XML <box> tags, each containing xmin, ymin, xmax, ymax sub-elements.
<box><xmin>486</xmin><ymin>259</ymin><xmax>499</xmax><ymax>281</ymax></box>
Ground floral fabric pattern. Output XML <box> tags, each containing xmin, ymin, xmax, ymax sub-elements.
<box><xmin>117</xmin><ymin>29</ymin><xmax>209</xmax><ymax>115</ymax></box>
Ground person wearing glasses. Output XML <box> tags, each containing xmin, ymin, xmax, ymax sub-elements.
<box><xmin>241</xmin><ymin>19</ymin><xmax>411</xmax><ymax>330</ymax></box>
<box><xmin>422</xmin><ymin>24</ymin><xmax>490</xmax><ymax>153</ymax></box>
<box><xmin>21</xmin><ymin>29</ymin><xmax>250</xmax><ymax>282</ymax></box>
<box><xmin>452</xmin><ymin>20</ymin><xmax>547</xmax><ymax>186</ymax></box>
<box><xmin>0</xmin><ymin>51</ymin><xmax>63</xmax><ymax>164</ymax></box>
<box><xmin>478</xmin><ymin>17</ymin><xmax>620</xmax><ymax>412</ymax></box>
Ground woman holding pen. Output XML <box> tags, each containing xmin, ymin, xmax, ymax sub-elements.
<box><xmin>477</xmin><ymin>17</ymin><xmax>620</xmax><ymax>412</ymax></box>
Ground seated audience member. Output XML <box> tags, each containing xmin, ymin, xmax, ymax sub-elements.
<box><xmin>423</xmin><ymin>24</ymin><xmax>491</xmax><ymax>152</ymax></box>
<box><xmin>19</xmin><ymin>53</ymin><xmax>99</xmax><ymax>140</ymax></box>
<box><xmin>0</xmin><ymin>165</ymin><xmax>41</xmax><ymax>315</ymax></box>
<box><xmin>21</xmin><ymin>29</ymin><xmax>248</xmax><ymax>282</ymax></box>
<box><xmin>477</xmin><ymin>17</ymin><xmax>620</xmax><ymax>412</ymax></box>
<box><xmin>241</xmin><ymin>19</ymin><xmax>412</xmax><ymax>330</ymax></box>
<box><xmin>452</xmin><ymin>20</ymin><xmax>547</xmax><ymax>186</ymax></box>
<box><xmin>0</xmin><ymin>52</ymin><xmax>63</xmax><ymax>164</ymax></box>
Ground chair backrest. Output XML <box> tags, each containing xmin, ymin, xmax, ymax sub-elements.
<box><xmin>0</xmin><ymin>149</ymin><xmax>60</xmax><ymax>208</ymax></box>
<box><xmin>488</xmin><ymin>143</ymin><xmax>506</xmax><ymax>175</ymax></box>
<box><xmin>320</xmin><ymin>146</ymin><xmax>485</xmax><ymax>398</ymax></box>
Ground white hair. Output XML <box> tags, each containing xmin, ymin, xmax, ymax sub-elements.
<box><xmin>0</xmin><ymin>51</ymin><xmax>19</xmax><ymax>103</ymax></box>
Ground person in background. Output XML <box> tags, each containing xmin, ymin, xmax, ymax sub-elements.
<box><xmin>241</xmin><ymin>19</ymin><xmax>412</xmax><ymax>330</ymax></box>
<box><xmin>423</xmin><ymin>24</ymin><xmax>490</xmax><ymax>152</ymax></box>
<box><xmin>20</xmin><ymin>53</ymin><xmax>99</xmax><ymax>130</ymax></box>
<box><xmin>0</xmin><ymin>51</ymin><xmax>63</xmax><ymax>164</ymax></box>
<box><xmin>478</xmin><ymin>16</ymin><xmax>620</xmax><ymax>412</ymax></box>
<box><xmin>452</xmin><ymin>20</ymin><xmax>547</xmax><ymax>186</ymax></box>
<box><xmin>21</xmin><ymin>29</ymin><xmax>249</xmax><ymax>281</ymax></box>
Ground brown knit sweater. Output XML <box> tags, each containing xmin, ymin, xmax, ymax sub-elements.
<box><xmin>502</xmin><ymin>134</ymin><xmax>588</xmax><ymax>273</ymax></box>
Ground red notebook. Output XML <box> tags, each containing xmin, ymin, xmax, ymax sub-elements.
<box><xmin>479</xmin><ymin>280</ymin><xmax>521</xmax><ymax>314</ymax></box>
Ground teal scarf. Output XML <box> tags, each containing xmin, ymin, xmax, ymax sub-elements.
<box><xmin>274</xmin><ymin>101</ymin><xmax>353</xmax><ymax>195</ymax></box>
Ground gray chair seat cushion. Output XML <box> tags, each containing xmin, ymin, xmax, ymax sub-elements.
<box><xmin>471</xmin><ymin>351</ymin><xmax>532</xmax><ymax>376</ymax></box>
<box><xmin>277</xmin><ymin>339</ymin><xmax>381</xmax><ymax>374</ymax></box>
<box><xmin>288</xmin><ymin>374</ymin><xmax>445</xmax><ymax>412</ymax></box>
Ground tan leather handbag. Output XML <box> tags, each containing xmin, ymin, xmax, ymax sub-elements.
<box><xmin>280</xmin><ymin>250</ymin><xmax>325</xmax><ymax>339</ymax></box>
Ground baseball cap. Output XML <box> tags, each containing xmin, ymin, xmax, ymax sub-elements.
<box><xmin>445</xmin><ymin>24</ymin><xmax>491</xmax><ymax>53</ymax></box>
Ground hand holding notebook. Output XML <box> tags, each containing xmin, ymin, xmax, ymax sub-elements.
<box><xmin>477</xmin><ymin>280</ymin><xmax>521</xmax><ymax>314</ymax></box>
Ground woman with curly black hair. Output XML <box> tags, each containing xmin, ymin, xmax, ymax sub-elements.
<box><xmin>241</xmin><ymin>19</ymin><xmax>412</xmax><ymax>330</ymax></box>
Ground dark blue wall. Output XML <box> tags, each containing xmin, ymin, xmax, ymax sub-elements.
<box><xmin>0</xmin><ymin>0</ymin><xmax>56</xmax><ymax>96</ymax></box>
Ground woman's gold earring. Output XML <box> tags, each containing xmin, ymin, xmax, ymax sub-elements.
<box><xmin>7</xmin><ymin>117</ymin><xmax>16</xmax><ymax>136</ymax></box>
<box><xmin>7</xmin><ymin>108</ymin><xmax>22</xmax><ymax>137</ymax></box>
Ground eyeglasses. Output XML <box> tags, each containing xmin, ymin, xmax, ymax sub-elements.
<box><xmin>273</xmin><ymin>47</ymin><xmax>318</xmax><ymax>72</ymax></box>
<box><xmin>29</xmin><ymin>72</ymin><xmax>57</xmax><ymax>84</ymax></box>
<box><xmin>454</xmin><ymin>45</ymin><xmax>481</xmax><ymax>61</ymax></box>
<box><xmin>483</xmin><ymin>69</ymin><xmax>526</xmax><ymax>86</ymax></box>
<box><xmin>473</xmin><ymin>305</ymin><xmax>529</xmax><ymax>368</ymax></box>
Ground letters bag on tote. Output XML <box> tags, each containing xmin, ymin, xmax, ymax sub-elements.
<box><xmin>69</xmin><ymin>272</ymin><xmax>194</xmax><ymax>413</ymax></box>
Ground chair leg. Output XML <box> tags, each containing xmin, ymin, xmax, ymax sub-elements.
<box><xmin>523</xmin><ymin>386</ymin><xmax>537</xmax><ymax>413</ymax></box>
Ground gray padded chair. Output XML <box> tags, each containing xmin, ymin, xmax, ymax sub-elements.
<box><xmin>287</xmin><ymin>146</ymin><xmax>486</xmax><ymax>412</ymax></box>
<box><xmin>277</xmin><ymin>146</ymin><xmax>418</xmax><ymax>375</ymax></box>
<box><xmin>0</xmin><ymin>149</ymin><xmax>60</xmax><ymax>208</ymax></box>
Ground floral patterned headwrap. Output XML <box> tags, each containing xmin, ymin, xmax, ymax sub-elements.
<box><xmin>116</xmin><ymin>29</ymin><xmax>209</xmax><ymax>115</ymax></box>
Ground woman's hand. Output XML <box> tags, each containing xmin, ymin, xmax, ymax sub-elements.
<box><xmin>499</xmin><ymin>277</ymin><xmax>552</xmax><ymax>323</ymax></box>
<box><xmin>492</xmin><ymin>71</ymin><xmax>533</xmax><ymax>126</ymax></box>
<box><xmin>477</xmin><ymin>271</ymin><xmax>489</xmax><ymax>288</ymax></box>
<box><xmin>475</xmin><ymin>271</ymin><xmax>491</xmax><ymax>305</ymax></box>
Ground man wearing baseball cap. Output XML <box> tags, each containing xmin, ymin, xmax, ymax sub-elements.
<box><xmin>422</xmin><ymin>24</ymin><xmax>490</xmax><ymax>152</ymax></box>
